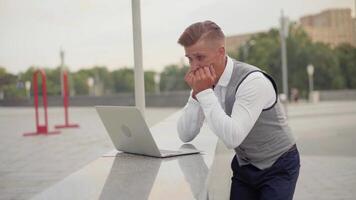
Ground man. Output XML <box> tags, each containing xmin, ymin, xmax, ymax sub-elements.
<box><xmin>177</xmin><ymin>20</ymin><xmax>300</xmax><ymax>200</ymax></box>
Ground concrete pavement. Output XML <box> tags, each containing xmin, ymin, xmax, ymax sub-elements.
<box><xmin>0</xmin><ymin>101</ymin><xmax>355</xmax><ymax>199</ymax></box>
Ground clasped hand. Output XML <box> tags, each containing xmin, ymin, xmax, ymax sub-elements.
<box><xmin>184</xmin><ymin>65</ymin><xmax>217</xmax><ymax>98</ymax></box>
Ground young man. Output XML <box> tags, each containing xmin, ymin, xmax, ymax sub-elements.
<box><xmin>177</xmin><ymin>20</ymin><xmax>300</xmax><ymax>200</ymax></box>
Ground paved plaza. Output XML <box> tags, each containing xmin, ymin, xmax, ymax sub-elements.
<box><xmin>0</xmin><ymin>101</ymin><xmax>356</xmax><ymax>200</ymax></box>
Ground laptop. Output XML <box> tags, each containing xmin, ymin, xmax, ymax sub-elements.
<box><xmin>95</xmin><ymin>106</ymin><xmax>201</xmax><ymax>158</ymax></box>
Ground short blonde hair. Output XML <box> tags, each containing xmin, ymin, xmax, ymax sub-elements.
<box><xmin>178</xmin><ymin>20</ymin><xmax>225</xmax><ymax>47</ymax></box>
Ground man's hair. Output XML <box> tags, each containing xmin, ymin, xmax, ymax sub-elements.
<box><xmin>178</xmin><ymin>20</ymin><xmax>225</xmax><ymax>47</ymax></box>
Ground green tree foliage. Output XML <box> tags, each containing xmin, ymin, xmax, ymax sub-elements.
<box><xmin>111</xmin><ymin>68</ymin><xmax>134</xmax><ymax>93</ymax></box>
<box><xmin>0</xmin><ymin>67</ymin><xmax>17</xmax><ymax>88</ymax></box>
<box><xmin>72</xmin><ymin>66</ymin><xmax>113</xmax><ymax>95</ymax></box>
<box><xmin>110</xmin><ymin>68</ymin><xmax>157</xmax><ymax>93</ymax></box>
<box><xmin>44</xmin><ymin>67</ymin><xmax>61</xmax><ymax>95</ymax></box>
<box><xmin>0</xmin><ymin>67</ymin><xmax>26</xmax><ymax>100</ymax></box>
<box><xmin>335</xmin><ymin>44</ymin><xmax>356</xmax><ymax>89</ymax></box>
<box><xmin>144</xmin><ymin>71</ymin><xmax>156</xmax><ymax>93</ymax></box>
<box><xmin>91</xmin><ymin>66</ymin><xmax>113</xmax><ymax>94</ymax></box>
<box><xmin>16</xmin><ymin>66</ymin><xmax>61</xmax><ymax>96</ymax></box>
<box><xmin>72</xmin><ymin>69</ymin><xmax>90</xmax><ymax>95</ymax></box>
<box><xmin>159</xmin><ymin>64</ymin><xmax>190</xmax><ymax>92</ymax></box>
<box><xmin>309</xmin><ymin>42</ymin><xmax>345</xmax><ymax>90</ymax></box>
<box><xmin>231</xmin><ymin>24</ymin><xmax>350</xmax><ymax>98</ymax></box>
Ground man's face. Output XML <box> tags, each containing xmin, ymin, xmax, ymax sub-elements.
<box><xmin>184</xmin><ymin>40</ymin><xmax>224</xmax><ymax>72</ymax></box>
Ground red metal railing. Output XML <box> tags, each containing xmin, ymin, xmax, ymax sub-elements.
<box><xmin>55</xmin><ymin>70</ymin><xmax>79</xmax><ymax>129</ymax></box>
<box><xmin>23</xmin><ymin>69</ymin><xmax>60</xmax><ymax>136</ymax></box>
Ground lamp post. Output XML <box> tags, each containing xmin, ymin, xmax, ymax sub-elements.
<box><xmin>25</xmin><ymin>81</ymin><xmax>31</xmax><ymax>99</ymax></box>
<box><xmin>87</xmin><ymin>77</ymin><xmax>94</xmax><ymax>96</ymax></box>
<box><xmin>242</xmin><ymin>40</ymin><xmax>255</xmax><ymax>62</ymax></box>
<box><xmin>154</xmin><ymin>72</ymin><xmax>161</xmax><ymax>94</ymax></box>
<box><xmin>131</xmin><ymin>0</ymin><xmax>145</xmax><ymax>117</ymax></box>
<box><xmin>60</xmin><ymin>48</ymin><xmax>65</xmax><ymax>97</ymax></box>
<box><xmin>307</xmin><ymin>64</ymin><xmax>314</xmax><ymax>102</ymax></box>
<box><xmin>280</xmin><ymin>10</ymin><xmax>289</xmax><ymax>102</ymax></box>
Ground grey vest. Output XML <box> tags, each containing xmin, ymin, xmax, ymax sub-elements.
<box><xmin>225</xmin><ymin>60</ymin><xmax>295</xmax><ymax>170</ymax></box>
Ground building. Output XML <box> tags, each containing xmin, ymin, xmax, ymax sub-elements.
<box><xmin>226</xmin><ymin>8</ymin><xmax>356</xmax><ymax>54</ymax></box>
<box><xmin>300</xmin><ymin>8</ymin><xmax>356</xmax><ymax>47</ymax></box>
<box><xmin>354</xmin><ymin>18</ymin><xmax>356</xmax><ymax>45</ymax></box>
<box><xmin>225</xmin><ymin>32</ymin><xmax>262</xmax><ymax>54</ymax></box>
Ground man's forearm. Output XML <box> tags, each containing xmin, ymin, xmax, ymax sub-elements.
<box><xmin>177</xmin><ymin>96</ymin><xmax>205</xmax><ymax>142</ymax></box>
<box><xmin>195</xmin><ymin>89</ymin><xmax>250</xmax><ymax>149</ymax></box>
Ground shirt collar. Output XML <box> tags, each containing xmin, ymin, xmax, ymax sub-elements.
<box><xmin>216</xmin><ymin>56</ymin><xmax>233</xmax><ymax>87</ymax></box>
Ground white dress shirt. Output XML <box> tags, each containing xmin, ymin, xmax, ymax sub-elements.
<box><xmin>177</xmin><ymin>56</ymin><xmax>276</xmax><ymax>149</ymax></box>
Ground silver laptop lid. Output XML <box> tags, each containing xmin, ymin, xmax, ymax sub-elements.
<box><xmin>96</xmin><ymin>106</ymin><xmax>161</xmax><ymax>157</ymax></box>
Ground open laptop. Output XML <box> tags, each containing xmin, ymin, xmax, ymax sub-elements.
<box><xmin>95</xmin><ymin>106</ymin><xmax>201</xmax><ymax>158</ymax></box>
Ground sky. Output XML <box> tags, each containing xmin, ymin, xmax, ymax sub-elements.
<box><xmin>0</xmin><ymin>0</ymin><xmax>354</xmax><ymax>74</ymax></box>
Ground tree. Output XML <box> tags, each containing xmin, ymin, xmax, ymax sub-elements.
<box><xmin>90</xmin><ymin>66</ymin><xmax>113</xmax><ymax>94</ymax></box>
<box><xmin>0</xmin><ymin>67</ymin><xmax>17</xmax><ymax>88</ymax></box>
<box><xmin>335</xmin><ymin>44</ymin><xmax>356</xmax><ymax>89</ymax></box>
<box><xmin>230</xmin><ymin>24</ymin><xmax>347</xmax><ymax>98</ymax></box>
<box><xmin>45</xmin><ymin>67</ymin><xmax>61</xmax><ymax>96</ymax></box>
<box><xmin>159</xmin><ymin>64</ymin><xmax>189</xmax><ymax>91</ymax></box>
<box><xmin>0</xmin><ymin>67</ymin><xmax>26</xmax><ymax>100</ymax></box>
<box><xmin>309</xmin><ymin>42</ymin><xmax>345</xmax><ymax>90</ymax></box>
<box><xmin>111</xmin><ymin>68</ymin><xmax>134</xmax><ymax>93</ymax></box>
<box><xmin>72</xmin><ymin>69</ymin><xmax>90</xmax><ymax>95</ymax></box>
<box><xmin>144</xmin><ymin>71</ymin><xmax>156</xmax><ymax>93</ymax></box>
<box><xmin>18</xmin><ymin>66</ymin><xmax>61</xmax><ymax>96</ymax></box>
<box><xmin>71</xmin><ymin>66</ymin><xmax>113</xmax><ymax>95</ymax></box>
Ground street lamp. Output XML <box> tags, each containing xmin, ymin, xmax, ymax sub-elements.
<box><xmin>25</xmin><ymin>81</ymin><xmax>31</xmax><ymax>99</ymax></box>
<box><xmin>132</xmin><ymin>0</ymin><xmax>146</xmax><ymax>116</ymax></box>
<box><xmin>154</xmin><ymin>73</ymin><xmax>161</xmax><ymax>94</ymax></box>
<box><xmin>242</xmin><ymin>40</ymin><xmax>255</xmax><ymax>61</ymax></box>
<box><xmin>87</xmin><ymin>77</ymin><xmax>94</xmax><ymax>96</ymax></box>
<box><xmin>307</xmin><ymin>64</ymin><xmax>314</xmax><ymax>102</ymax></box>
<box><xmin>280</xmin><ymin>10</ymin><xmax>289</xmax><ymax>103</ymax></box>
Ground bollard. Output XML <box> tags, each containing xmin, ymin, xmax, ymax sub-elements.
<box><xmin>23</xmin><ymin>69</ymin><xmax>61</xmax><ymax>136</ymax></box>
<box><xmin>55</xmin><ymin>70</ymin><xmax>79</xmax><ymax>129</ymax></box>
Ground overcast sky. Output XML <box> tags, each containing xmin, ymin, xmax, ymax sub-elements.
<box><xmin>0</xmin><ymin>0</ymin><xmax>354</xmax><ymax>74</ymax></box>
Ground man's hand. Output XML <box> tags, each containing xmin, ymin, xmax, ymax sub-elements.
<box><xmin>192</xmin><ymin>65</ymin><xmax>217</xmax><ymax>94</ymax></box>
<box><xmin>184</xmin><ymin>68</ymin><xmax>199</xmax><ymax>99</ymax></box>
<box><xmin>185</xmin><ymin>65</ymin><xmax>217</xmax><ymax>99</ymax></box>
<box><xmin>184</xmin><ymin>68</ymin><xmax>196</xmax><ymax>89</ymax></box>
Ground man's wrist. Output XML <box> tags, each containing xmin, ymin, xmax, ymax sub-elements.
<box><xmin>196</xmin><ymin>88</ymin><xmax>218</xmax><ymax>108</ymax></box>
<box><xmin>187</xmin><ymin>90</ymin><xmax>199</xmax><ymax>105</ymax></box>
<box><xmin>192</xmin><ymin>90</ymin><xmax>198</xmax><ymax>100</ymax></box>
<box><xmin>196</xmin><ymin>88</ymin><xmax>214</xmax><ymax>100</ymax></box>
<box><xmin>192</xmin><ymin>88</ymin><xmax>209</xmax><ymax>101</ymax></box>
<box><xmin>193</xmin><ymin>86</ymin><xmax>213</xmax><ymax>97</ymax></box>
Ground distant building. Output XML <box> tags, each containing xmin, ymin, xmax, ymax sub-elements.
<box><xmin>354</xmin><ymin>18</ymin><xmax>356</xmax><ymax>45</ymax></box>
<box><xmin>300</xmin><ymin>8</ymin><xmax>356</xmax><ymax>47</ymax></box>
<box><xmin>225</xmin><ymin>32</ymin><xmax>262</xmax><ymax>54</ymax></box>
<box><xmin>226</xmin><ymin>8</ymin><xmax>356</xmax><ymax>54</ymax></box>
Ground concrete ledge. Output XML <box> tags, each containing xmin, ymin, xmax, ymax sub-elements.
<box><xmin>0</xmin><ymin>91</ymin><xmax>190</xmax><ymax>107</ymax></box>
<box><xmin>319</xmin><ymin>90</ymin><xmax>356</xmax><ymax>101</ymax></box>
<box><xmin>1</xmin><ymin>89</ymin><xmax>355</xmax><ymax>107</ymax></box>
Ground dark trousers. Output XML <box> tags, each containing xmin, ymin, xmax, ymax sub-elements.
<box><xmin>230</xmin><ymin>146</ymin><xmax>300</xmax><ymax>200</ymax></box>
